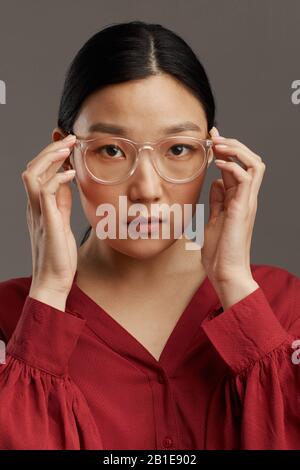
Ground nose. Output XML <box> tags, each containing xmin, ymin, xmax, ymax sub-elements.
<box><xmin>127</xmin><ymin>147</ymin><xmax>163</xmax><ymax>201</ymax></box>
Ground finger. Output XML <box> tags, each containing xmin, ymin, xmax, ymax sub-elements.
<box><xmin>208</xmin><ymin>179</ymin><xmax>225</xmax><ymax>220</ymax></box>
<box><xmin>213</xmin><ymin>144</ymin><xmax>266</xmax><ymax>198</ymax></box>
<box><xmin>215</xmin><ymin>160</ymin><xmax>252</xmax><ymax>210</ymax></box>
<box><xmin>22</xmin><ymin>145</ymin><xmax>75</xmax><ymax>217</ymax></box>
<box><xmin>208</xmin><ymin>127</ymin><xmax>236</xmax><ymax>191</ymax></box>
<box><xmin>209</xmin><ymin>126</ymin><xmax>220</xmax><ymax>138</ymax></box>
<box><xmin>212</xmin><ymin>141</ymin><xmax>259</xmax><ymax>195</ymax></box>
<box><xmin>39</xmin><ymin>170</ymin><xmax>76</xmax><ymax>232</ymax></box>
<box><xmin>213</xmin><ymin>146</ymin><xmax>237</xmax><ymax>189</ymax></box>
<box><xmin>22</xmin><ymin>170</ymin><xmax>42</xmax><ymax>217</ymax></box>
<box><xmin>27</xmin><ymin>143</ymin><xmax>76</xmax><ymax>181</ymax></box>
<box><xmin>247</xmin><ymin>164</ymin><xmax>265</xmax><ymax>208</ymax></box>
<box><xmin>213</xmin><ymin>143</ymin><xmax>263</xmax><ymax>168</ymax></box>
<box><xmin>55</xmin><ymin>179</ymin><xmax>74</xmax><ymax>230</ymax></box>
<box><xmin>212</xmin><ymin>137</ymin><xmax>263</xmax><ymax>163</ymax></box>
<box><xmin>26</xmin><ymin>199</ymin><xmax>33</xmax><ymax>229</ymax></box>
<box><xmin>26</xmin><ymin>134</ymin><xmax>76</xmax><ymax>170</ymax></box>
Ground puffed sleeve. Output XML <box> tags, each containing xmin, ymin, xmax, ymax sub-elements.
<box><xmin>0</xmin><ymin>295</ymin><xmax>103</xmax><ymax>450</ymax></box>
<box><xmin>201</xmin><ymin>273</ymin><xmax>300</xmax><ymax>450</ymax></box>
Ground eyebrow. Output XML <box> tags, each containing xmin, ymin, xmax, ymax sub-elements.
<box><xmin>87</xmin><ymin>121</ymin><xmax>202</xmax><ymax>136</ymax></box>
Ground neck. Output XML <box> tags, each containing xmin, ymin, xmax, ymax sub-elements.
<box><xmin>77</xmin><ymin>229</ymin><xmax>204</xmax><ymax>285</ymax></box>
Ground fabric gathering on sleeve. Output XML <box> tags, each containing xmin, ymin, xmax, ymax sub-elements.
<box><xmin>201</xmin><ymin>274</ymin><xmax>300</xmax><ymax>449</ymax></box>
<box><xmin>0</xmin><ymin>294</ymin><xmax>103</xmax><ymax>450</ymax></box>
<box><xmin>0</xmin><ymin>264</ymin><xmax>299</xmax><ymax>450</ymax></box>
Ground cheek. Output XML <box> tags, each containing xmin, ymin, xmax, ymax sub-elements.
<box><xmin>171</xmin><ymin>174</ymin><xmax>205</xmax><ymax>205</ymax></box>
<box><xmin>73</xmin><ymin>149</ymin><xmax>119</xmax><ymax>220</ymax></box>
<box><xmin>76</xmin><ymin>175</ymin><xmax>121</xmax><ymax>228</ymax></box>
<box><xmin>169</xmin><ymin>175</ymin><xmax>206</xmax><ymax>231</ymax></box>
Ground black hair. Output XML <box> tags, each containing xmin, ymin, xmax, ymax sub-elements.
<box><xmin>57</xmin><ymin>20</ymin><xmax>216</xmax><ymax>247</ymax></box>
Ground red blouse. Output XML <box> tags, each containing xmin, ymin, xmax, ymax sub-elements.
<box><xmin>0</xmin><ymin>264</ymin><xmax>300</xmax><ymax>450</ymax></box>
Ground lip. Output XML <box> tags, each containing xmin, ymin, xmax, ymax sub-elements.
<box><xmin>127</xmin><ymin>216</ymin><xmax>163</xmax><ymax>225</ymax></box>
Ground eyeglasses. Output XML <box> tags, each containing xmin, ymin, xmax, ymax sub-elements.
<box><xmin>70</xmin><ymin>135</ymin><xmax>214</xmax><ymax>185</ymax></box>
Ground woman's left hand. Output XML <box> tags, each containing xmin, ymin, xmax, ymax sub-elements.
<box><xmin>201</xmin><ymin>127</ymin><xmax>266</xmax><ymax>302</ymax></box>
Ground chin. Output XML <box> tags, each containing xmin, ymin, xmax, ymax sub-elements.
<box><xmin>105</xmin><ymin>237</ymin><xmax>177</xmax><ymax>260</ymax></box>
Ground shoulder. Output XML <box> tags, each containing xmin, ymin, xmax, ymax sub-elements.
<box><xmin>250</xmin><ymin>263</ymin><xmax>300</xmax><ymax>332</ymax></box>
<box><xmin>0</xmin><ymin>275</ymin><xmax>32</xmax><ymax>341</ymax></box>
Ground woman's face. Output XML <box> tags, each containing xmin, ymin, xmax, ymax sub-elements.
<box><xmin>57</xmin><ymin>73</ymin><xmax>213</xmax><ymax>259</ymax></box>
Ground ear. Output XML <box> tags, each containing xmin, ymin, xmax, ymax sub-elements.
<box><xmin>51</xmin><ymin>127</ymin><xmax>74</xmax><ymax>171</ymax></box>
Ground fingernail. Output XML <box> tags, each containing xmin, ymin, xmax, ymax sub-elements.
<box><xmin>64</xmin><ymin>134</ymin><xmax>76</xmax><ymax>141</ymax></box>
<box><xmin>209</xmin><ymin>127</ymin><xmax>216</xmax><ymax>137</ymax></box>
<box><xmin>212</xmin><ymin>135</ymin><xmax>226</xmax><ymax>141</ymax></box>
<box><xmin>212</xmin><ymin>126</ymin><xmax>221</xmax><ymax>136</ymax></box>
<box><xmin>214</xmin><ymin>144</ymin><xmax>227</xmax><ymax>149</ymax></box>
<box><xmin>58</xmin><ymin>147</ymin><xmax>71</xmax><ymax>153</ymax></box>
<box><xmin>215</xmin><ymin>159</ymin><xmax>227</xmax><ymax>164</ymax></box>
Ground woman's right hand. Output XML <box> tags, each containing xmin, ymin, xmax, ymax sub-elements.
<box><xmin>22</xmin><ymin>134</ymin><xmax>78</xmax><ymax>310</ymax></box>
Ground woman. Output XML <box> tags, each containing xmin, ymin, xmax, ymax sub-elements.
<box><xmin>0</xmin><ymin>20</ymin><xmax>299</xmax><ymax>450</ymax></box>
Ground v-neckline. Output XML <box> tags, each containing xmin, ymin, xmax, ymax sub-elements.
<box><xmin>67</xmin><ymin>269</ymin><xmax>221</xmax><ymax>374</ymax></box>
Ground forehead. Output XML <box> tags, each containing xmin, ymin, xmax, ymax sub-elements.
<box><xmin>74</xmin><ymin>74</ymin><xmax>207</xmax><ymax>136</ymax></box>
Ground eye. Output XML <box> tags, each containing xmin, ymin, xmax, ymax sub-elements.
<box><xmin>93</xmin><ymin>145</ymin><xmax>125</xmax><ymax>159</ymax></box>
<box><xmin>167</xmin><ymin>144</ymin><xmax>194</xmax><ymax>158</ymax></box>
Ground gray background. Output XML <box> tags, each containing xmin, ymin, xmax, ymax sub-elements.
<box><xmin>0</xmin><ymin>0</ymin><xmax>299</xmax><ymax>280</ymax></box>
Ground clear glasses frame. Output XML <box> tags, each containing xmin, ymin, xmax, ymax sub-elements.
<box><xmin>70</xmin><ymin>134</ymin><xmax>214</xmax><ymax>185</ymax></box>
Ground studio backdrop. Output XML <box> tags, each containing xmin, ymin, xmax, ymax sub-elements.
<box><xmin>0</xmin><ymin>0</ymin><xmax>299</xmax><ymax>279</ymax></box>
